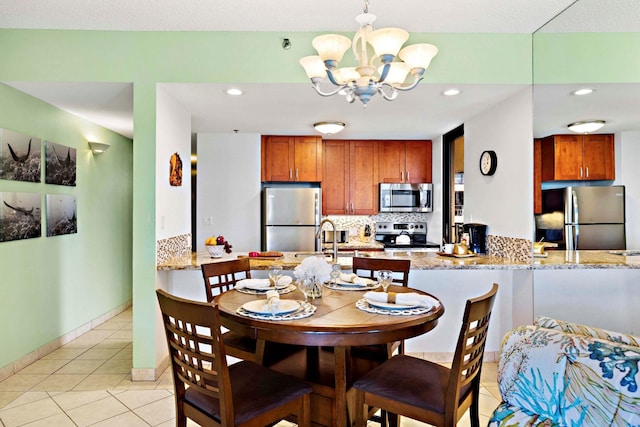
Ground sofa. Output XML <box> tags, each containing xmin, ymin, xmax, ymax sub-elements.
<box><xmin>489</xmin><ymin>316</ymin><xmax>640</xmax><ymax>426</ymax></box>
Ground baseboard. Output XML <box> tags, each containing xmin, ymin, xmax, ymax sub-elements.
<box><xmin>0</xmin><ymin>301</ymin><xmax>132</xmax><ymax>382</ymax></box>
<box><xmin>131</xmin><ymin>354</ymin><xmax>169</xmax><ymax>381</ymax></box>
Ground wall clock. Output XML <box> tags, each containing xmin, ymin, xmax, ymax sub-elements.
<box><xmin>479</xmin><ymin>150</ymin><xmax>497</xmax><ymax>176</ymax></box>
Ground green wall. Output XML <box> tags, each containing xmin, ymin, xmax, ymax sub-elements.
<box><xmin>0</xmin><ymin>83</ymin><xmax>132</xmax><ymax>368</ymax></box>
<box><xmin>0</xmin><ymin>29</ymin><xmax>532</xmax><ymax>371</ymax></box>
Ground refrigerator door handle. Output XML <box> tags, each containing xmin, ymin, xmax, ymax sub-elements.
<box><xmin>566</xmin><ymin>224</ymin><xmax>579</xmax><ymax>250</ymax></box>
<box><xmin>572</xmin><ymin>190</ymin><xmax>579</xmax><ymax>224</ymax></box>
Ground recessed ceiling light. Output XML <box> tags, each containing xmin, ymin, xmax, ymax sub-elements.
<box><xmin>226</xmin><ymin>88</ymin><xmax>243</xmax><ymax>96</ymax></box>
<box><xmin>442</xmin><ymin>89</ymin><xmax>461</xmax><ymax>96</ymax></box>
<box><xmin>567</xmin><ymin>120</ymin><xmax>605</xmax><ymax>133</ymax></box>
<box><xmin>571</xmin><ymin>88</ymin><xmax>594</xmax><ymax>96</ymax></box>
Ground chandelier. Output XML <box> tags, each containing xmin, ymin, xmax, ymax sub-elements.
<box><xmin>299</xmin><ymin>1</ymin><xmax>438</xmax><ymax>107</ymax></box>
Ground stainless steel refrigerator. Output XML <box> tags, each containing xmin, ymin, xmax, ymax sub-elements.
<box><xmin>537</xmin><ymin>186</ymin><xmax>625</xmax><ymax>250</ymax></box>
<box><xmin>262</xmin><ymin>187</ymin><xmax>321</xmax><ymax>251</ymax></box>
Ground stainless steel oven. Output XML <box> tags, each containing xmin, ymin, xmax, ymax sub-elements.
<box><xmin>379</xmin><ymin>183</ymin><xmax>433</xmax><ymax>213</ymax></box>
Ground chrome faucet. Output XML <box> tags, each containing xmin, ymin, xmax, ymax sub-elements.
<box><xmin>316</xmin><ymin>218</ymin><xmax>338</xmax><ymax>261</ymax></box>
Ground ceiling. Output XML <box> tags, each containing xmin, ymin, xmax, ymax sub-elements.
<box><xmin>2</xmin><ymin>0</ymin><xmax>639</xmax><ymax>140</ymax></box>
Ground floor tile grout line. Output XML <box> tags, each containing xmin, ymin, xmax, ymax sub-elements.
<box><xmin>47</xmin><ymin>391</ymin><xmax>80</xmax><ymax>427</ymax></box>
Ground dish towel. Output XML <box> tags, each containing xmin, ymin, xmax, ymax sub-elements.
<box><xmin>236</xmin><ymin>276</ymin><xmax>292</xmax><ymax>290</ymax></box>
<box><xmin>364</xmin><ymin>291</ymin><xmax>439</xmax><ymax>308</ymax></box>
<box><xmin>339</xmin><ymin>273</ymin><xmax>372</xmax><ymax>286</ymax></box>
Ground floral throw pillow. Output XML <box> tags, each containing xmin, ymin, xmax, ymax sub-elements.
<box><xmin>535</xmin><ymin>316</ymin><xmax>639</xmax><ymax>347</ymax></box>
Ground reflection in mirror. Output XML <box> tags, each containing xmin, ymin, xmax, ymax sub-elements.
<box><xmin>533</xmin><ymin>0</ymin><xmax>640</xmax><ymax>252</ymax></box>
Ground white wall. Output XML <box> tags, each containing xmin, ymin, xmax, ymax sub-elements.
<box><xmin>196</xmin><ymin>133</ymin><xmax>261</xmax><ymax>252</ymax></box>
<box><xmin>464</xmin><ymin>87</ymin><xmax>534</xmax><ymax>239</ymax></box>
<box><xmin>156</xmin><ymin>86</ymin><xmax>192</xmax><ymax>240</ymax></box>
<box><xmin>618</xmin><ymin>131</ymin><xmax>640</xmax><ymax>249</ymax></box>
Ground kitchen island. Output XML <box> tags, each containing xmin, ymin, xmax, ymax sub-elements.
<box><xmin>156</xmin><ymin>249</ymin><xmax>639</xmax><ymax>360</ymax></box>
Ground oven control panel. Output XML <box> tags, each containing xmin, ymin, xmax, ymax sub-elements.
<box><xmin>375</xmin><ymin>221</ymin><xmax>427</xmax><ymax>235</ymax></box>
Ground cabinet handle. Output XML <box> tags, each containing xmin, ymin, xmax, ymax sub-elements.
<box><xmin>407</xmin><ymin>170</ymin><xmax>410</xmax><ymax>182</ymax></box>
<box><xmin>345</xmin><ymin>203</ymin><xmax>349</xmax><ymax>213</ymax></box>
<box><xmin>586</xmin><ymin>166</ymin><xmax>589</xmax><ymax>178</ymax></box>
<box><xmin>289</xmin><ymin>169</ymin><xmax>292</xmax><ymax>180</ymax></box>
<box><xmin>351</xmin><ymin>203</ymin><xmax>354</xmax><ymax>214</ymax></box>
<box><xmin>401</xmin><ymin>171</ymin><xmax>404</xmax><ymax>182</ymax></box>
<box><xmin>296</xmin><ymin>169</ymin><xmax>299</xmax><ymax>181</ymax></box>
<box><xmin>579</xmin><ymin>167</ymin><xmax>583</xmax><ymax>179</ymax></box>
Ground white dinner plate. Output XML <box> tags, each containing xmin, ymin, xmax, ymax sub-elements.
<box><xmin>241</xmin><ymin>299</ymin><xmax>300</xmax><ymax>315</ymax></box>
<box><xmin>335</xmin><ymin>277</ymin><xmax>376</xmax><ymax>287</ymax></box>
<box><xmin>365</xmin><ymin>299</ymin><xmax>417</xmax><ymax>310</ymax></box>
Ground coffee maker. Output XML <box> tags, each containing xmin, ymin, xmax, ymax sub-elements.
<box><xmin>463</xmin><ymin>223</ymin><xmax>487</xmax><ymax>254</ymax></box>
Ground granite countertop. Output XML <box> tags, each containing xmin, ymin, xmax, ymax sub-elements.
<box><xmin>157</xmin><ymin>249</ymin><xmax>640</xmax><ymax>271</ymax></box>
<box><xmin>533</xmin><ymin>250</ymin><xmax>640</xmax><ymax>269</ymax></box>
<box><xmin>157</xmin><ymin>250</ymin><xmax>531</xmax><ymax>271</ymax></box>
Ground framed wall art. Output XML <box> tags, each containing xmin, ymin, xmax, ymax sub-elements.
<box><xmin>45</xmin><ymin>141</ymin><xmax>76</xmax><ymax>186</ymax></box>
<box><xmin>0</xmin><ymin>192</ymin><xmax>42</xmax><ymax>242</ymax></box>
<box><xmin>0</xmin><ymin>128</ymin><xmax>41</xmax><ymax>183</ymax></box>
<box><xmin>169</xmin><ymin>152</ymin><xmax>182</xmax><ymax>186</ymax></box>
<box><xmin>46</xmin><ymin>194</ymin><xmax>77</xmax><ymax>237</ymax></box>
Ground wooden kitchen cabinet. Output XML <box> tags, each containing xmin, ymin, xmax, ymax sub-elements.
<box><xmin>378</xmin><ymin>140</ymin><xmax>432</xmax><ymax>183</ymax></box>
<box><xmin>322</xmin><ymin>140</ymin><xmax>378</xmax><ymax>215</ymax></box>
<box><xmin>540</xmin><ymin>134</ymin><xmax>614</xmax><ymax>182</ymax></box>
<box><xmin>534</xmin><ymin>138</ymin><xmax>542</xmax><ymax>214</ymax></box>
<box><xmin>262</xmin><ymin>135</ymin><xmax>322</xmax><ymax>182</ymax></box>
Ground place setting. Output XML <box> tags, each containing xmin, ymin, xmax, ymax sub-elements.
<box><xmin>236</xmin><ymin>289</ymin><xmax>316</xmax><ymax>321</ymax></box>
<box><xmin>234</xmin><ymin>264</ymin><xmax>297</xmax><ymax>295</ymax></box>
<box><xmin>356</xmin><ymin>271</ymin><xmax>441</xmax><ymax>315</ymax></box>
<box><xmin>324</xmin><ymin>266</ymin><xmax>380</xmax><ymax>291</ymax></box>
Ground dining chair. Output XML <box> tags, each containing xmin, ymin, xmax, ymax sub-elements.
<box><xmin>201</xmin><ymin>258</ymin><xmax>298</xmax><ymax>365</ymax></box>
<box><xmin>353</xmin><ymin>283</ymin><xmax>499</xmax><ymax>427</ymax></box>
<box><xmin>156</xmin><ymin>289</ymin><xmax>312</xmax><ymax>427</ymax></box>
<box><xmin>352</xmin><ymin>256</ymin><xmax>411</xmax><ymax>358</ymax></box>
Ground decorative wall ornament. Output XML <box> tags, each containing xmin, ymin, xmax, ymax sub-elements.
<box><xmin>0</xmin><ymin>192</ymin><xmax>42</xmax><ymax>242</ymax></box>
<box><xmin>169</xmin><ymin>152</ymin><xmax>183</xmax><ymax>186</ymax></box>
<box><xmin>0</xmin><ymin>128</ymin><xmax>41</xmax><ymax>183</ymax></box>
<box><xmin>45</xmin><ymin>141</ymin><xmax>76</xmax><ymax>186</ymax></box>
<box><xmin>46</xmin><ymin>194</ymin><xmax>77</xmax><ymax>237</ymax></box>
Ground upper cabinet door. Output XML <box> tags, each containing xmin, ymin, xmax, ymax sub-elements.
<box><xmin>378</xmin><ymin>141</ymin><xmax>405</xmax><ymax>183</ymax></box>
<box><xmin>582</xmin><ymin>134</ymin><xmax>614</xmax><ymax>180</ymax></box>
<box><xmin>294</xmin><ymin>136</ymin><xmax>322</xmax><ymax>182</ymax></box>
<box><xmin>350</xmin><ymin>140</ymin><xmax>379</xmax><ymax>215</ymax></box>
<box><xmin>405</xmin><ymin>140</ymin><xmax>432</xmax><ymax>183</ymax></box>
<box><xmin>322</xmin><ymin>140</ymin><xmax>350</xmax><ymax>215</ymax></box>
<box><xmin>263</xmin><ymin>135</ymin><xmax>294</xmax><ymax>181</ymax></box>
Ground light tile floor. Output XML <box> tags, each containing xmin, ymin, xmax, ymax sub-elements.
<box><xmin>0</xmin><ymin>309</ymin><xmax>501</xmax><ymax>426</ymax></box>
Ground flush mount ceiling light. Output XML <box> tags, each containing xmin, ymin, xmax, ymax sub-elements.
<box><xmin>313</xmin><ymin>121</ymin><xmax>346</xmax><ymax>135</ymax></box>
<box><xmin>299</xmin><ymin>0</ymin><xmax>438</xmax><ymax>107</ymax></box>
<box><xmin>88</xmin><ymin>141</ymin><xmax>110</xmax><ymax>155</ymax></box>
<box><xmin>567</xmin><ymin>120</ymin><xmax>606</xmax><ymax>133</ymax></box>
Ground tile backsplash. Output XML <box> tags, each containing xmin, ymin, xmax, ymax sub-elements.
<box><xmin>157</xmin><ymin>233</ymin><xmax>191</xmax><ymax>264</ymax></box>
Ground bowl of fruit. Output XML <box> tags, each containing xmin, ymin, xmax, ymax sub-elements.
<box><xmin>205</xmin><ymin>235</ymin><xmax>233</xmax><ymax>258</ymax></box>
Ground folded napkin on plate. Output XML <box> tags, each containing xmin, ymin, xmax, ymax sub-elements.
<box><xmin>339</xmin><ymin>273</ymin><xmax>372</xmax><ymax>286</ymax></box>
<box><xmin>236</xmin><ymin>276</ymin><xmax>292</xmax><ymax>290</ymax></box>
<box><xmin>363</xmin><ymin>291</ymin><xmax>438</xmax><ymax>308</ymax></box>
<box><xmin>265</xmin><ymin>289</ymin><xmax>279</xmax><ymax>304</ymax></box>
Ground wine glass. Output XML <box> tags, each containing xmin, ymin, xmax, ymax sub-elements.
<box><xmin>330</xmin><ymin>263</ymin><xmax>341</xmax><ymax>284</ymax></box>
<box><xmin>297</xmin><ymin>275</ymin><xmax>313</xmax><ymax>302</ymax></box>
<box><xmin>268</xmin><ymin>264</ymin><xmax>282</xmax><ymax>288</ymax></box>
<box><xmin>377</xmin><ymin>270</ymin><xmax>393</xmax><ymax>293</ymax></box>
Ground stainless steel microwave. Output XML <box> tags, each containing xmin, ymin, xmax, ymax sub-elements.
<box><xmin>379</xmin><ymin>183</ymin><xmax>433</xmax><ymax>213</ymax></box>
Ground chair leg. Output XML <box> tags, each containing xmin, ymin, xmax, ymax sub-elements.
<box><xmin>387</xmin><ymin>412</ymin><xmax>399</xmax><ymax>427</ymax></box>
<box><xmin>299</xmin><ymin>394</ymin><xmax>311</xmax><ymax>427</ymax></box>
<box><xmin>354</xmin><ymin>389</ymin><xmax>367</xmax><ymax>427</ymax></box>
<box><xmin>470</xmin><ymin>394</ymin><xmax>481</xmax><ymax>427</ymax></box>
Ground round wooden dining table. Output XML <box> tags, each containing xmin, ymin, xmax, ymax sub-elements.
<box><xmin>215</xmin><ymin>284</ymin><xmax>444</xmax><ymax>427</ymax></box>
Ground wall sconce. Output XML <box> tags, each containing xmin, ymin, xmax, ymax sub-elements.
<box><xmin>88</xmin><ymin>141</ymin><xmax>110</xmax><ymax>155</ymax></box>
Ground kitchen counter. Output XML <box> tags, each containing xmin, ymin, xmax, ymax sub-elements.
<box><xmin>533</xmin><ymin>250</ymin><xmax>640</xmax><ymax>269</ymax></box>
<box><xmin>157</xmin><ymin>250</ymin><xmax>531</xmax><ymax>271</ymax></box>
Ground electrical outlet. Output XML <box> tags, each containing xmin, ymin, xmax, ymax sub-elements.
<box><xmin>203</xmin><ymin>215</ymin><xmax>214</xmax><ymax>225</ymax></box>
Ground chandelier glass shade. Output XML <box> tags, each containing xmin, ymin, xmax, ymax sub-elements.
<box><xmin>299</xmin><ymin>2</ymin><xmax>438</xmax><ymax>107</ymax></box>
